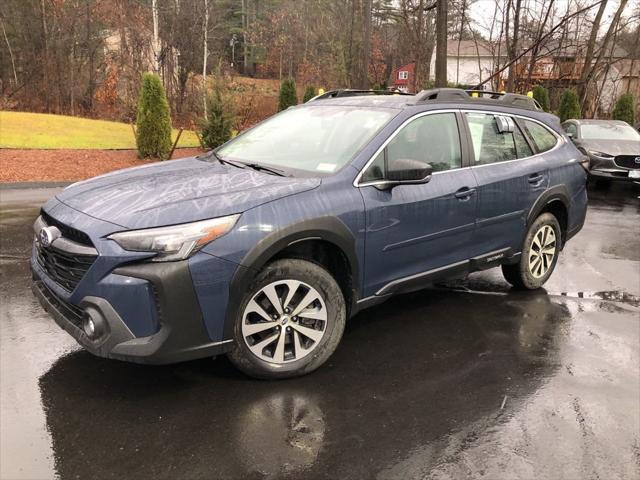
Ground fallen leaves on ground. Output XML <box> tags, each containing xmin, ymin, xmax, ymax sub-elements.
<box><xmin>0</xmin><ymin>148</ymin><xmax>204</xmax><ymax>182</ymax></box>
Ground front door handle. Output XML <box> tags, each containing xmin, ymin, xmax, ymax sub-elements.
<box><xmin>528</xmin><ymin>173</ymin><xmax>544</xmax><ymax>185</ymax></box>
<box><xmin>455</xmin><ymin>187</ymin><xmax>476</xmax><ymax>200</ymax></box>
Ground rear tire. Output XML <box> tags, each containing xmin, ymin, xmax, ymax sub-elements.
<box><xmin>227</xmin><ymin>259</ymin><xmax>346</xmax><ymax>379</ymax></box>
<box><xmin>502</xmin><ymin>213</ymin><xmax>561</xmax><ymax>290</ymax></box>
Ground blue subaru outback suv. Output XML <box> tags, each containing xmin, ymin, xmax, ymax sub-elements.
<box><xmin>32</xmin><ymin>88</ymin><xmax>588</xmax><ymax>378</ymax></box>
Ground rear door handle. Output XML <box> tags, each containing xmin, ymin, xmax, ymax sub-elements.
<box><xmin>528</xmin><ymin>173</ymin><xmax>544</xmax><ymax>185</ymax></box>
<box><xmin>455</xmin><ymin>187</ymin><xmax>476</xmax><ymax>200</ymax></box>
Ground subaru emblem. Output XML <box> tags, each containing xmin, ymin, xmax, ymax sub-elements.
<box><xmin>39</xmin><ymin>226</ymin><xmax>61</xmax><ymax>248</ymax></box>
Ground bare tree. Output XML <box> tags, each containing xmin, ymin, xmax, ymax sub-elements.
<box><xmin>505</xmin><ymin>0</ymin><xmax>523</xmax><ymax>91</ymax></box>
<box><xmin>40</xmin><ymin>0</ymin><xmax>50</xmax><ymax>111</ymax></box>
<box><xmin>524</xmin><ymin>0</ymin><xmax>556</xmax><ymax>90</ymax></box>
<box><xmin>360</xmin><ymin>0</ymin><xmax>372</xmax><ymax>89</ymax></box>
<box><xmin>435</xmin><ymin>0</ymin><xmax>448</xmax><ymax>87</ymax></box>
<box><xmin>202</xmin><ymin>0</ymin><xmax>209</xmax><ymax>118</ymax></box>
<box><xmin>455</xmin><ymin>0</ymin><xmax>467</xmax><ymax>85</ymax></box>
<box><xmin>578</xmin><ymin>0</ymin><xmax>608</xmax><ymax>103</ymax></box>
<box><xmin>152</xmin><ymin>0</ymin><xmax>160</xmax><ymax>73</ymax></box>
<box><xmin>0</xmin><ymin>16</ymin><xmax>18</xmax><ymax>86</ymax></box>
<box><xmin>477</xmin><ymin>0</ymin><xmax>607</xmax><ymax>89</ymax></box>
<box><xmin>581</xmin><ymin>0</ymin><xmax>628</xmax><ymax>113</ymax></box>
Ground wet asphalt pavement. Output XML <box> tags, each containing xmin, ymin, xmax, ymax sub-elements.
<box><xmin>1</xmin><ymin>183</ymin><xmax>639</xmax><ymax>480</ymax></box>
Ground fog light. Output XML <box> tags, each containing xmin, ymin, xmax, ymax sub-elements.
<box><xmin>83</xmin><ymin>316</ymin><xmax>96</xmax><ymax>338</ymax></box>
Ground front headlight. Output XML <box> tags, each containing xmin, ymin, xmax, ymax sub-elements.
<box><xmin>588</xmin><ymin>150</ymin><xmax>614</xmax><ymax>159</ymax></box>
<box><xmin>108</xmin><ymin>214</ymin><xmax>240</xmax><ymax>262</ymax></box>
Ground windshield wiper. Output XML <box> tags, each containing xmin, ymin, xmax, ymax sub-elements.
<box><xmin>239</xmin><ymin>162</ymin><xmax>287</xmax><ymax>177</ymax></box>
<box><xmin>200</xmin><ymin>152</ymin><xmax>287</xmax><ymax>176</ymax></box>
<box><xmin>205</xmin><ymin>151</ymin><xmax>246</xmax><ymax>169</ymax></box>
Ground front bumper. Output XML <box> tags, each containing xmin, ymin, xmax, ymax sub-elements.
<box><xmin>589</xmin><ymin>168</ymin><xmax>640</xmax><ymax>182</ymax></box>
<box><xmin>588</xmin><ymin>156</ymin><xmax>640</xmax><ymax>183</ymax></box>
<box><xmin>31</xmin><ymin>256</ymin><xmax>234</xmax><ymax>365</ymax></box>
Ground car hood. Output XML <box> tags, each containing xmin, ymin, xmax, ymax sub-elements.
<box><xmin>577</xmin><ymin>139</ymin><xmax>640</xmax><ymax>156</ymax></box>
<box><xmin>56</xmin><ymin>157</ymin><xmax>320</xmax><ymax>229</ymax></box>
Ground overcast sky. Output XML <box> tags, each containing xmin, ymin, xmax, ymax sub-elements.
<box><xmin>468</xmin><ymin>0</ymin><xmax>639</xmax><ymax>37</ymax></box>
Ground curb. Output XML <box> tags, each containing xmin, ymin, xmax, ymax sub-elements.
<box><xmin>0</xmin><ymin>181</ymin><xmax>72</xmax><ymax>190</ymax></box>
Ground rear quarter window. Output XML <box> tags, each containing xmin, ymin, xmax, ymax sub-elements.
<box><xmin>521</xmin><ymin>119</ymin><xmax>558</xmax><ymax>153</ymax></box>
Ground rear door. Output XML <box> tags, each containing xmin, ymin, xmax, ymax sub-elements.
<box><xmin>358</xmin><ymin>111</ymin><xmax>478</xmax><ymax>297</ymax></box>
<box><xmin>462</xmin><ymin>111</ymin><xmax>553</xmax><ymax>257</ymax></box>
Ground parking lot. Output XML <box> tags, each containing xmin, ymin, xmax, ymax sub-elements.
<box><xmin>1</xmin><ymin>183</ymin><xmax>638</xmax><ymax>480</ymax></box>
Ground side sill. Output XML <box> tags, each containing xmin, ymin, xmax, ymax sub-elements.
<box><xmin>354</xmin><ymin>248</ymin><xmax>521</xmax><ymax>315</ymax></box>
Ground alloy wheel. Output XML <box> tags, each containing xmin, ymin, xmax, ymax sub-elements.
<box><xmin>241</xmin><ymin>280</ymin><xmax>328</xmax><ymax>364</ymax></box>
<box><xmin>528</xmin><ymin>225</ymin><xmax>556</xmax><ymax>279</ymax></box>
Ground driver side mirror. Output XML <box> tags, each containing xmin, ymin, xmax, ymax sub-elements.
<box><xmin>383</xmin><ymin>158</ymin><xmax>433</xmax><ymax>187</ymax></box>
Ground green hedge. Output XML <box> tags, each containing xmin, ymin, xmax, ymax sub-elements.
<box><xmin>558</xmin><ymin>89</ymin><xmax>581</xmax><ymax>122</ymax></box>
<box><xmin>612</xmin><ymin>93</ymin><xmax>635</xmax><ymax>125</ymax></box>
<box><xmin>278</xmin><ymin>78</ymin><xmax>298</xmax><ymax>111</ymax></box>
<box><xmin>135</xmin><ymin>73</ymin><xmax>172</xmax><ymax>159</ymax></box>
<box><xmin>201</xmin><ymin>85</ymin><xmax>233</xmax><ymax>149</ymax></box>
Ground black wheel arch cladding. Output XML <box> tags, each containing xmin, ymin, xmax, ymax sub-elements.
<box><xmin>223</xmin><ymin>216</ymin><xmax>359</xmax><ymax>340</ymax></box>
<box><xmin>527</xmin><ymin>185</ymin><xmax>570</xmax><ymax>244</ymax></box>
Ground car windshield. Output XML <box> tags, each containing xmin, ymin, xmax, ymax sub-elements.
<box><xmin>216</xmin><ymin>105</ymin><xmax>397</xmax><ymax>175</ymax></box>
<box><xmin>581</xmin><ymin>123</ymin><xmax>640</xmax><ymax>141</ymax></box>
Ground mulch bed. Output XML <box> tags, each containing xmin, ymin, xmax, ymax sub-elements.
<box><xmin>0</xmin><ymin>148</ymin><xmax>205</xmax><ymax>182</ymax></box>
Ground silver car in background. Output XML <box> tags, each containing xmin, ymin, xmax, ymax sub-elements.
<box><xmin>562</xmin><ymin>119</ymin><xmax>640</xmax><ymax>183</ymax></box>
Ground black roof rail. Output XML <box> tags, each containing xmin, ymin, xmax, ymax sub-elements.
<box><xmin>311</xmin><ymin>87</ymin><xmax>542</xmax><ymax>111</ymax></box>
<box><xmin>408</xmin><ymin>87</ymin><xmax>541</xmax><ymax>111</ymax></box>
<box><xmin>465</xmin><ymin>89</ymin><xmax>504</xmax><ymax>99</ymax></box>
<box><xmin>465</xmin><ymin>90</ymin><xmax>542</xmax><ymax>111</ymax></box>
<box><xmin>411</xmin><ymin>88</ymin><xmax>471</xmax><ymax>103</ymax></box>
<box><xmin>310</xmin><ymin>89</ymin><xmax>414</xmax><ymax>101</ymax></box>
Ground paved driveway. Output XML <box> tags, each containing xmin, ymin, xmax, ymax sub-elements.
<box><xmin>1</xmin><ymin>183</ymin><xmax>638</xmax><ymax>480</ymax></box>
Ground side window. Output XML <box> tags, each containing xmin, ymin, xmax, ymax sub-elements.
<box><xmin>361</xmin><ymin>150</ymin><xmax>385</xmax><ymax>183</ymax></box>
<box><xmin>563</xmin><ymin>122</ymin><xmax>578</xmax><ymax>137</ymax></box>
<box><xmin>466</xmin><ymin>113</ymin><xmax>518</xmax><ymax>165</ymax></box>
<box><xmin>386</xmin><ymin>113</ymin><xmax>461</xmax><ymax>173</ymax></box>
<box><xmin>360</xmin><ymin>112</ymin><xmax>462</xmax><ymax>183</ymax></box>
<box><xmin>522</xmin><ymin>119</ymin><xmax>558</xmax><ymax>153</ymax></box>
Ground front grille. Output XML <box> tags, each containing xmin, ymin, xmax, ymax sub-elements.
<box><xmin>614</xmin><ymin>155</ymin><xmax>640</xmax><ymax>170</ymax></box>
<box><xmin>36</xmin><ymin>243</ymin><xmax>96</xmax><ymax>292</ymax></box>
<box><xmin>35</xmin><ymin>280</ymin><xmax>84</xmax><ymax>327</ymax></box>
<box><xmin>41</xmin><ymin>210</ymin><xmax>94</xmax><ymax>247</ymax></box>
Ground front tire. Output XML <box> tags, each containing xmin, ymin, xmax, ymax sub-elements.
<box><xmin>227</xmin><ymin>259</ymin><xmax>346</xmax><ymax>379</ymax></box>
<box><xmin>502</xmin><ymin>213</ymin><xmax>561</xmax><ymax>290</ymax></box>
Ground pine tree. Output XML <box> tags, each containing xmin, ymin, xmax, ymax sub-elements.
<box><xmin>135</xmin><ymin>73</ymin><xmax>172</xmax><ymax>159</ymax></box>
<box><xmin>201</xmin><ymin>84</ymin><xmax>233</xmax><ymax>149</ymax></box>
<box><xmin>611</xmin><ymin>93</ymin><xmax>635</xmax><ymax>125</ymax></box>
<box><xmin>558</xmin><ymin>89</ymin><xmax>581</xmax><ymax>122</ymax></box>
<box><xmin>303</xmin><ymin>85</ymin><xmax>317</xmax><ymax>103</ymax></box>
<box><xmin>278</xmin><ymin>78</ymin><xmax>298</xmax><ymax>111</ymax></box>
<box><xmin>532</xmin><ymin>85</ymin><xmax>550</xmax><ymax>112</ymax></box>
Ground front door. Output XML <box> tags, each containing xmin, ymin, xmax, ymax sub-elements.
<box><xmin>358</xmin><ymin>111</ymin><xmax>478</xmax><ymax>297</ymax></box>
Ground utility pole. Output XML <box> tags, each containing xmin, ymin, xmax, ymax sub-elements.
<box><xmin>435</xmin><ymin>0</ymin><xmax>448</xmax><ymax>87</ymax></box>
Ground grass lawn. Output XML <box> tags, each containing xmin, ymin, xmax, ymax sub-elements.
<box><xmin>0</xmin><ymin>111</ymin><xmax>201</xmax><ymax>149</ymax></box>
